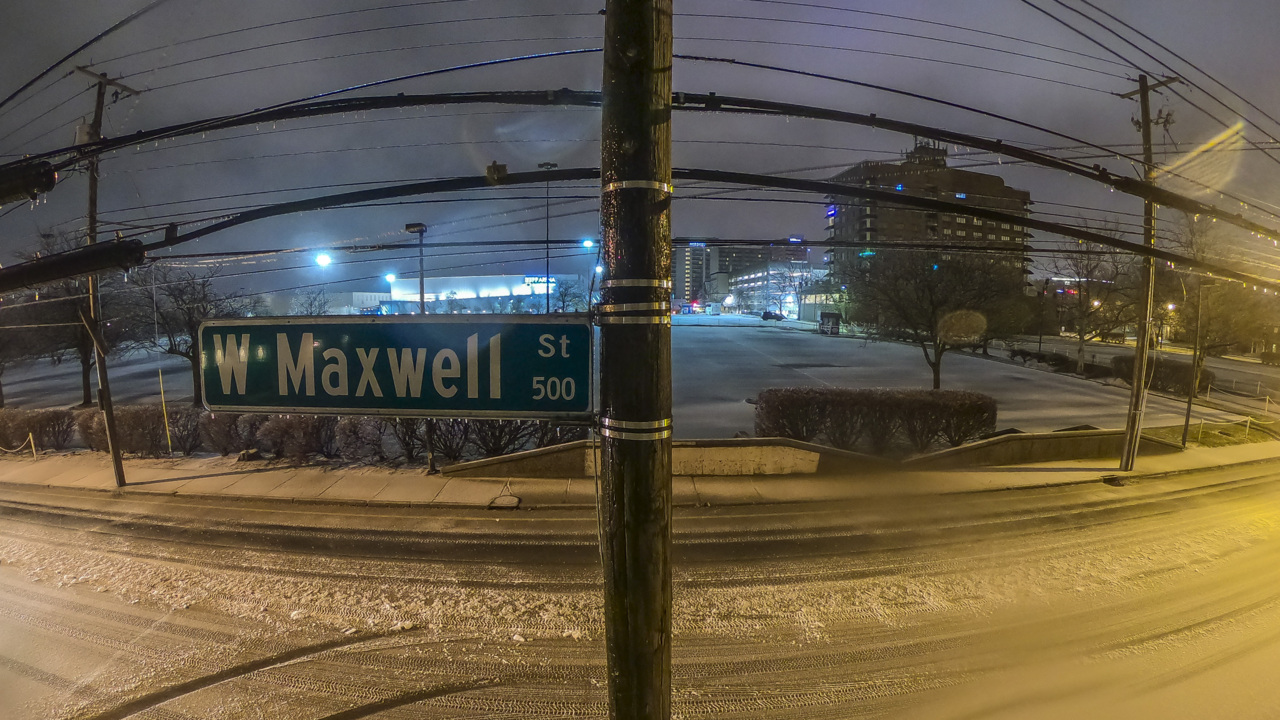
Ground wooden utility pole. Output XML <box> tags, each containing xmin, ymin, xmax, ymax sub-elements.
<box><xmin>598</xmin><ymin>0</ymin><xmax>674</xmax><ymax>717</ymax></box>
<box><xmin>75</xmin><ymin>66</ymin><xmax>138</xmax><ymax>488</ymax></box>
<box><xmin>1119</xmin><ymin>74</ymin><xmax>1179</xmax><ymax>472</ymax></box>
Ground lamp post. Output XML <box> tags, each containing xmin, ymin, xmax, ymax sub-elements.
<box><xmin>405</xmin><ymin>223</ymin><xmax>426</xmax><ymax>314</ymax></box>
<box><xmin>384</xmin><ymin>273</ymin><xmax>396</xmax><ymax>314</ymax></box>
<box><xmin>538</xmin><ymin>162</ymin><xmax>557</xmax><ymax>313</ymax></box>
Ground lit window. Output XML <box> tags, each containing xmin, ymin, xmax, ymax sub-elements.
<box><xmin>957</xmin><ymin>230</ymin><xmax>967</xmax><ymax>237</ymax></box>
<box><xmin>957</xmin><ymin>217</ymin><xmax>967</xmax><ymax>224</ymax></box>
<box><xmin>973</xmin><ymin>219</ymin><xmax>982</xmax><ymax>226</ymax></box>
<box><xmin>943</xmin><ymin>229</ymin><xmax>952</xmax><ymax>235</ymax></box>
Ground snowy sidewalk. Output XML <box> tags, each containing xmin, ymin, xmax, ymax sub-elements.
<box><xmin>2</xmin><ymin>440</ymin><xmax>1280</xmax><ymax>509</ymax></box>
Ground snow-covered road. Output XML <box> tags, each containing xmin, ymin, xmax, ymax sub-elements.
<box><xmin>4</xmin><ymin>462</ymin><xmax>1280</xmax><ymax>718</ymax></box>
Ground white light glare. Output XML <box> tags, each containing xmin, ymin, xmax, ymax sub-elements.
<box><xmin>315</xmin><ymin>253</ymin><xmax>332</xmax><ymax>267</ymax></box>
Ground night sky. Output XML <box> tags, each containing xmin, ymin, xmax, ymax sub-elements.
<box><xmin>2</xmin><ymin>0</ymin><xmax>1278</xmax><ymax>297</ymax></box>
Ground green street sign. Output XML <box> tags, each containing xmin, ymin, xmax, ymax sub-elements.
<box><xmin>199</xmin><ymin>315</ymin><xmax>592</xmax><ymax>419</ymax></box>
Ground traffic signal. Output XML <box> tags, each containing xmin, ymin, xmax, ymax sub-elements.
<box><xmin>0</xmin><ymin>161</ymin><xmax>56</xmax><ymax>204</ymax></box>
<box><xmin>485</xmin><ymin>161</ymin><xmax>508</xmax><ymax>185</ymax></box>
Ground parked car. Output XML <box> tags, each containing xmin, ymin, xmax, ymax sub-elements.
<box><xmin>761</xmin><ymin>310</ymin><xmax>786</xmax><ymax>321</ymax></box>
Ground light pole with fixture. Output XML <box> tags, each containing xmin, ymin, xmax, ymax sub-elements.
<box><xmin>405</xmin><ymin>223</ymin><xmax>426</xmax><ymax>314</ymax></box>
<box><xmin>384</xmin><ymin>273</ymin><xmax>396</xmax><ymax>314</ymax></box>
<box><xmin>538</xmin><ymin>162</ymin><xmax>557</xmax><ymax>312</ymax></box>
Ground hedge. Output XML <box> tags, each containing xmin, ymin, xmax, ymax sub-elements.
<box><xmin>0</xmin><ymin>405</ymin><xmax>590</xmax><ymax>466</ymax></box>
<box><xmin>754</xmin><ymin>387</ymin><xmax>997</xmax><ymax>456</ymax></box>
<box><xmin>1262</xmin><ymin>351</ymin><xmax>1280</xmax><ymax>366</ymax></box>
<box><xmin>1110</xmin><ymin>355</ymin><xmax>1214</xmax><ymax>395</ymax></box>
<box><xmin>0</xmin><ymin>409</ymin><xmax>76</xmax><ymax>451</ymax></box>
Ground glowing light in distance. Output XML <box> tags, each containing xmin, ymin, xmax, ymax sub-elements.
<box><xmin>315</xmin><ymin>253</ymin><xmax>332</xmax><ymax>267</ymax></box>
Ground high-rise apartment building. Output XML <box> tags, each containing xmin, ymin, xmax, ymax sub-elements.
<box><xmin>825</xmin><ymin>142</ymin><xmax>1032</xmax><ymax>271</ymax></box>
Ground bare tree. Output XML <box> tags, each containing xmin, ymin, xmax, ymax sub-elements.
<box><xmin>847</xmin><ymin>249</ymin><xmax>1026</xmax><ymax>389</ymax></box>
<box><xmin>1165</xmin><ymin>213</ymin><xmax>1276</xmax><ymax>361</ymax></box>
<box><xmin>123</xmin><ymin>265</ymin><xmax>265</xmax><ymax>406</ymax></box>
<box><xmin>24</xmin><ymin>232</ymin><xmax>134</xmax><ymax>406</ymax></box>
<box><xmin>1045</xmin><ymin>224</ymin><xmax>1139</xmax><ymax>373</ymax></box>
<box><xmin>552</xmin><ymin>278</ymin><xmax>589</xmax><ymax>312</ymax></box>
<box><xmin>288</xmin><ymin>287</ymin><xmax>331</xmax><ymax>316</ymax></box>
<box><xmin>0</xmin><ymin>292</ymin><xmax>57</xmax><ymax>407</ymax></box>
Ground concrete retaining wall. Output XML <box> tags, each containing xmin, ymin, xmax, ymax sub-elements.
<box><xmin>905</xmin><ymin>429</ymin><xmax>1182</xmax><ymax>469</ymax></box>
<box><xmin>442</xmin><ymin>438</ymin><xmax>887</xmax><ymax>478</ymax></box>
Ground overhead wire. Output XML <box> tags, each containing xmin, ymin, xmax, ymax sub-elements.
<box><xmin>0</xmin><ymin>0</ymin><xmax>178</xmax><ymax>113</ymax></box>
<box><xmin>733</xmin><ymin>0</ymin><xmax>1131</xmax><ymax>69</ymax></box>
<box><xmin>1018</xmin><ymin>0</ymin><xmax>1280</xmax><ymax>173</ymax></box>
<box><xmin>1072</xmin><ymin>0</ymin><xmax>1280</xmax><ymax>137</ymax></box>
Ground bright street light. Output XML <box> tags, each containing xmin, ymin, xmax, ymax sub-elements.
<box><xmin>315</xmin><ymin>253</ymin><xmax>332</xmax><ymax>267</ymax></box>
<box><xmin>582</xmin><ymin>238</ymin><xmax>594</xmax><ymax>248</ymax></box>
<box><xmin>595</xmin><ymin>265</ymin><xmax>604</xmax><ymax>274</ymax></box>
<box><xmin>385</xmin><ymin>273</ymin><xmax>396</xmax><ymax>284</ymax></box>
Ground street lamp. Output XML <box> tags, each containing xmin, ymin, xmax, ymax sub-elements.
<box><xmin>538</xmin><ymin>162</ymin><xmax>558</xmax><ymax>313</ymax></box>
<box><xmin>315</xmin><ymin>253</ymin><xmax>332</xmax><ymax>267</ymax></box>
<box><xmin>405</xmin><ymin>223</ymin><xmax>426</xmax><ymax>314</ymax></box>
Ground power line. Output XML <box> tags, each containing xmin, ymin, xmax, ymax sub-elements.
<box><xmin>0</xmin><ymin>0</ymin><xmax>177</xmax><ymax>113</ymax></box>
<box><xmin>678</xmin><ymin>12</ymin><xmax>1125</xmax><ymax>81</ymax></box>
<box><xmin>734</xmin><ymin>0</ymin><xmax>1132</xmax><ymax>69</ymax></box>
<box><xmin>1018</xmin><ymin>0</ymin><xmax>1280</xmax><ymax>173</ymax></box>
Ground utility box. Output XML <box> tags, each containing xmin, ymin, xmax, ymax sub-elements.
<box><xmin>819</xmin><ymin>312</ymin><xmax>841</xmax><ymax>336</ymax></box>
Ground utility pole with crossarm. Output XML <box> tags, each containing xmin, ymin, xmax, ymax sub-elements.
<box><xmin>1119</xmin><ymin>74</ymin><xmax>1180</xmax><ymax>472</ymax></box>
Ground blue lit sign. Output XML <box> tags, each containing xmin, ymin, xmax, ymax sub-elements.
<box><xmin>956</xmin><ymin>193</ymin><xmax>967</xmax><ymax>199</ymax></box>
<box><xmin>895</xmin><ymin>184</ymin><xmax>904</xmax><ymax>191</ymax></box>
<box><xmin>826</xmin><ymin>205</ymin><xmax>838</xmax><ymax>218</ymax></box>
<box><xmin>688</xmin><ymin>241</ymin><xmax>706</xmax><ymax>247</ymax></box>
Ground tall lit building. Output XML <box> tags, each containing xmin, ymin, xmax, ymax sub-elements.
<box><xmin>825</xmin><ymin>141</ymin><xmax>1032</xmax><ymax>271</ymax></box>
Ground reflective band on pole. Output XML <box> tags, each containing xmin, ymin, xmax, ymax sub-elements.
<box><xmin>598</xmin><ymin>301</ymin><xmax>669</xmax><ymax>313</ymax></box>
<box><xmin>597</xmin><ymin>315</ymin><xmax>671</xmax><ymax>325</ymax></box>
<box><xmin>601</xmin><ymin>278</ymin><xmax>672</xmax><ymax>289</ymax></box>
<box><xmin>602</xmin><ymin>179</ymin><xmax>674</xmax><ymax>194</ymax></box>
<box><xmin>599</xmin><ymin>426</ymin><xmax>673</xmax><ymax>440</ymax></box>
<box><xmin>601</xmin><ymin>417</ymin><xmax>671</xmax><ymax>430</ymax></box>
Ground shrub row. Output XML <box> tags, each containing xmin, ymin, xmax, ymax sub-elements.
<box><xmin>0</xmin><ymin>409</ymin><xmax>76</xmax><ymax>451</ymax></box>
<box><xmin>754</xmin><ymin>387</ymin><xmax>997</xmax><ymax>455</ymax></box>
<box><xmin>1261</xmin><ymin>351</ymin><xmax>1280</xmax><ymax>366</ymax></box>
<box><xmin>1008</xmin><ymin>349</ymin><xmax>1113</xmax><ymax>378</ymax></box>
<box><xmin>0</xmin><ymin>406</ymin><xmax>588</xmax><ymax>465</ymax></box>
<box><xmin>1110</xmin><ymin>355</ymin><xmax>1214</xmax><ymax>395</ymax></box>
<box><xmin>1009</xmin><ymin>348</ymin><xmax>1072</xmax><ymax>368</ymax></box>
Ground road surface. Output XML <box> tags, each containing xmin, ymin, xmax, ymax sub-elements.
<box><xmin>4</xmin><ymin>461</ymin><xmax>1280</xmax><ymax>718</ymax></box>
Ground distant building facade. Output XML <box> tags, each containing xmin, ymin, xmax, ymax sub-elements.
<box><xmin>824</xmin><ymin>142</ymin><xmax>1032</xmax><ymax>272</ymax></box>
<box><xmin>673</xmin><ymin>242</ymin><xmax>812</xmax><ymax>308</ymax></box>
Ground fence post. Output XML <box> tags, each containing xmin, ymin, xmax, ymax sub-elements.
<box><xmin>1245</xmin><ymin>417</ymin><xmax>1252</xmax><ymax>438</ymax></box>
<box><xmin>1198</xmin><ymin>419</ymin><xmax>1205</xmax><ymax>443</ymax></box>
<box><xmin>159</xmin><ymin>368</ymin><xmax>173</xmax><ymax>455</ymax></box>
<box><xmin>28</xmin><ymin>432</ymin><xmax>36</xmax><ymax>460</ymax></box>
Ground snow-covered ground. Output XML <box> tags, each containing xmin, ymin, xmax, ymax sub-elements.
<box><xmin>5</xmin><ymin>463</ymin><xmax>1280</xmax><ymax>718</ymax></box>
